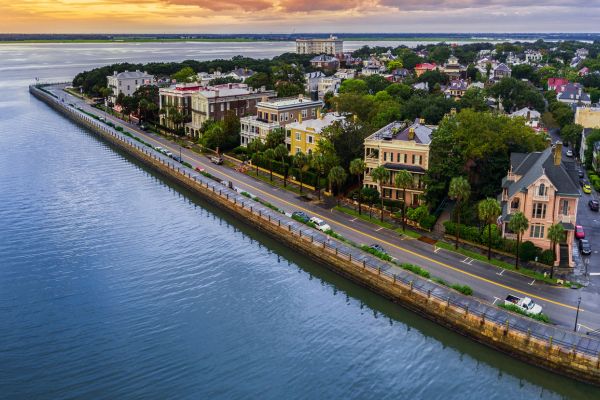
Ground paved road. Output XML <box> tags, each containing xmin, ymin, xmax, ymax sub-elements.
<box><xmin>49</xmin><ymin>86</ymin><xmax>600</xmax><ymax>333</ymax></box>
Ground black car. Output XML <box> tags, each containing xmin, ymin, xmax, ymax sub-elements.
<box><xmin>579</xmin><ymin>239</ymin><xmax>592</xmax><ymax>256</ymax></box>
<box><xmin>292</xmin><ymin>211</ymin><xmax>310</xmax><ymax>223</ymax></box>
<box><xmin>370</xmin><ymin>244</ymin><xmax>387</xmax><ymax>254</ymax></box>
<box><xmin>590</xmin><ymin>199</ymin><xmax>600</xmax><ymax>211</ymax></box>
<box><xmin>172</xmin><ymin>155</ymin><xmax>183</xmax><ymax>163</ymax></box>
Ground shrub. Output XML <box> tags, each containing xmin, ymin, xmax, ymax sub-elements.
<box><xmin>539</xmin><ymin>249</ymin><xmax>555</xmax><ymax>266</ymax></box>
<box><xmin>399</xmin><ymin>263</ymin><xmax>431</xmax><ymax>279</ymax></box>
<box><xmin>360</xmin><ymin>245</ymin><xmax>393</xmax><ymax>261</ymax></box>
<box><xmin>420</xmin><ymin>214</ymin><xmax>437</xmax><ymax>230</ymax></box>
<box><xmin>232</xmin><ymin>146</ymin><xmax>248</xmax><ymax>155</ymax></box>
<box><xmin>480</xmin><ymin>224</ymin><xmax>502</xmax><ymax>247</ymax></box>
<box><xmin>520</xmin><ymin>241</ymin><xmax>540</xmax><ymax>263</ymax></box>
<box><xmin>450</xmin><ymin>284</ymin><xmax>473</xmax><ymax>296</ymax></box>
<box><xmin>431</xmin><ymin>277</ymin><xmax>448</xmax><ymax>286</ymax></box>
<box><xmin>115</xmin><ymin>126</ymin><xmax>123</xmax><ymax>132</ymax></box>
<box><xmin>499</xmin><ymin>303</ymin><xmax>550</xmax><ymax>323</ymax></box>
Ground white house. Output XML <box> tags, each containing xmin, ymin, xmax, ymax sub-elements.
<box><xmin>106</xmin><ymin>70</ymin><xmax>156</xmax><ymax>104</ymax></box>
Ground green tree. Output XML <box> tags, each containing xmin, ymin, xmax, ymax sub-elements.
<box><xmin>264</xmin><ymin>148</ymin><xmax>276</xmax><ymax>182</ymax></box>
<box><xmin>448</xmin><ymin>176</ymin><xmax>471</xmax><ymax>249</ymax></box>
<box><xmin>349</xmin><ymin>158</ymin><xmax>367</xmax><ymax>214</ymax></box>
<box><xmin>478</xmin><ymin>198</ymin><xmax>502</xmax><ymax>260</ymax></box>
<box><xmin>328</xmin><ymin>166</ymin><xmax>347</xmax><ymax>205</ymax></box>
<box><xmin>274</xmin><ymin>144</ymin><xmax>289</xmax><ymax>187</ymax></box>
<box><xmin>508</xmin><ymin>211</ymin><xmax>529</xmax><ymax>269</ymax></box>
<box><xmin>560</xmin><ymin>124</ymin><xmax>583</xmax><ymax>151</ymax></box>
<box><xmin>339</xmin><ymin>79</ymin><xmax>369</xmax><ymax>95</ymax></box>
<box><xmin>394</xmin><ymin>170</ymin><xmax>414</xmax><ymax>232</ymax></box>
<box><xmin>386</xmin><ymin>60</ymin><xmax>403</xmax><ymax>71</ymax></box>
<box><xmin>171</xmin><ymin>67</ymin><xmax>197</xmax><ymax>83</ymax></box>
<box><xmin>265</xmin><ymin>127</ymin><xmax>285</xmax><ymax>149</ymax></box>
<box><xmin>547</xmin><ymin>223</ymin><xmax>565</xmax><ymax>278</ymax></box>
<box><xmin>370</xmin><ymin>166</ymin><xmax>390</xmax><ymax>221</ymax></box>
<box><xmin>361</xmin><ymin>186</ymin><xmax>380</xmax><ymax>219</ymax></box>
<box><xmin>245</xmin><ymin>72</ymin><xmax>272</xmax><ymax>90</ymax></box>
<box><xmin>293</xmin><ymin>152</ymin><xmax>309</xmax><ymax>194</ymax></box>
<box><xmin>364</xmin><ymin>75</ymin><xmax>391</xmax><ymax>94</ymax></box>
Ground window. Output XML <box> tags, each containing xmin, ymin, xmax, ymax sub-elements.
<box><xmin>560</xmin><ymin>199</ymin><xmax>569</xmax><ymax>215</ymax></box>
<box><xmin>532</xmin><ymin>203</ymin><xmax>546</xmax><ymax>219</ymax></box>
<box><xmin>530</xmin><ymin>224</ymin><xmax>545</xmax><ymax>238</ymax></box>
<box><xmin>307</xmin><ymin>135</ymin><xmax>313</xmax><ymax>144</ymax></box>
<box><xmin>538</xmin><ymin>183</ymin><xmax>546</xmax><ymax>196</ymax></box>
<box><xmin>302</xmin><ymin>110</ymin><xmax>308</xmax><ymax>118</ymax></box>
<box><xmin>396</xmin><ymin>153</ymin><xmax>401</xmax><ymax>163</ymax></box>
<box><xmin>412</xmin><ymin>154</ymin><xmax>416</xmax><ymax>164</ymax></box>
<box><xmin>311</xmin><ymin>109</ymin><xmax>316</xmax><ymax>117</ymax></box>
<box><xmin>384</xmin><ymin>152</ymin><xmax>388</xmax><ymax>161</ymax></box>
<box><xmin>295</xmin><ymin>147</ymin><xmax>301</xmax><ymax>154</ymax></box>
<box><xmin>220</xmin><ymin>103</ymin><xmax>224</xmax><ymax>112</ymax></box>
<box><xmin>511</xmin><ymin>198</ymin><xmax>520</xmax><ymax>210</ymax></box>
<box><xmin>404</xmin><ymin>154</ymin><xmax>408</xmax><ymax>163</ymax></box>
<box><xmin>296</xmin><ymin>132</ymin><xmax>301</xmax><ymax>141</ymax></box>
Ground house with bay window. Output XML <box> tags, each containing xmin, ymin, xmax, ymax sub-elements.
<box><xmin>500</xmin><ymin>142</ymin><xmax>580</xmax><ymax>267</ymax></box>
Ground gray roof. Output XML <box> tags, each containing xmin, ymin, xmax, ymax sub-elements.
<box><xmin>368</xmin><ymin>119</ymin><xmax>435</xmax><ymax>144</ymax></box>
<box><xmin>111</xmin><ymin>70</ymin><xmax>153</xmax><ymax>79</ymax></box>
<box><xmin>506</xmin><ymin>147</ymin><xmax>580</xmax><ymax>198</ymax></box>
<box><xmin>494</xmin><ymin>63</ymin><xmax>511</xmax><ymax>72</ymax></box>
<box><xmin>310</xmin><ymin>55</ymin><xmax>339</xmax><ymax>63</ymax></box>
<box><xmin>557</xmin><ymin>83</ymin><xmax>591</xmax><ymax>102</ymax></box>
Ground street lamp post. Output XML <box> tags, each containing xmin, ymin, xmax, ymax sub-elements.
<box><xmin>574</xmin><ymin>296</ymin><xmax>582</xmax><ymax>332</ymax></box>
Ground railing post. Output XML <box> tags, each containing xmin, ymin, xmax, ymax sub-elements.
<box><xmin>335</xmin><ymin>248</ymin><xmax>338</xmax><ymax>255</ymax></box>
<box><xmin>363</xmin><ymin>260</ymin><xmax>366</xmax><ymax>268</ymax></box>
<box><xmin>393</xmin><ymin>274</ymin><xmax>396</xmax><ymax>284</ymax></box>
<box><xmin>548</xmin><ymin>336</ymin><xmax>553</xmax><ymax>350</ymax></box>
<box><xmin>427</xmin><ymin>289</ymin><xmax>431</xmax><ymax>298</ymax></box>
<box><xmin>504</xmin><ymin>320</ymin><xmax>510</xmax><ymax>335</ymax></box>
<box><xmin>349</xmin><ymin>254</ymin><xmax>352</xmax><ymax>262</ymax></box>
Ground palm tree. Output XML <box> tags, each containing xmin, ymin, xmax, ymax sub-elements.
<box><xmin>311</xmin><ymin>153</ymin><xmax>326</xmax><ymax>200</ymax></box>
<box><xmin>293</xmin><ymin>152</ymin><xmax>308</xmax><ymax>194</ymax></box>
<box><xmin>478</xmin><ymin>198</ymin><xmax>502</xmax><ymax>260</ymax></box>
<box><xmin>264</xmin><ymin>148</ymin><xmax>276</xmax><ymax>182</ymax></box>
<box><xmin>547</xmin><ymin>223</ymin><xmax>565</xmax><ymax>278</ymax></box>
<box><xmin>508</xmin><ymin>211</ymin><xmax>529</xmax><ymax>270</ymax></box>
<box><xmin>448</xmin><ymin>176</ymin><xmax>471</xmax><ymax>249</ymax></box>
<box><xmin>370</xmin><ymin>166</ymin><xmax>390</xmax><ymax>222</ymax></box>
<box><xmin>274</xmin><ymin>144</ymin><xmax>288</xmax><ymax>187</ymax></box>
<box><xmin>394</xmin><ymin>170</ymin><xmax>414</xmax><ymax>232</ymax></box>
<box><xmin>349</xmin><ymin>158</ymin><xmax>366</xmax><ymax>215</ymax></box>
<box><xmin>328</xmin><ymin>166</ymin><xmax>347</xmax><ymax>205</ymax></box>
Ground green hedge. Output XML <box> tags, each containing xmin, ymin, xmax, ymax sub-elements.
<box><xmin>450</xmin><ymin>284</ymin><xmax>473</xmax><ymax>296</ymax></box>
<box><xmin>499</xmin><ymin>303</ymin><xmax>550</xmax><ymax>323</ymax></box>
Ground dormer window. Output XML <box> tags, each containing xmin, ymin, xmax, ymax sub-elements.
<box><xmin>538</xmin><ymin>184</ymin><xmax>546</xmax><ymax>196</ymax></box>
<box><xmin>511</xmin><ymin>198</ymin><xmax>520</xmax><ymax>209</ymax></box>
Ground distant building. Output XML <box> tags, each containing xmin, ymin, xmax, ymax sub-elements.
<box><xmin>443</xmin><ymin>79</ymin><xmax>469</xmax><ymax>98</ymax></box>
<box><xmin>441</xmin><ymin>55</ymin><xmax>465</xmax><ymax>80</ymax></box>
<box><xmin>500</xmin><ymin>143</ymin><xmax>580</xmax><ymax>267</ymax></box>
<box><xmin>363</xmin><ymin>119</ymin><xmax>436</xmax><ymax>206</ymax></box>
<box><xmin>186</xmin><ymin>83</ymin><xmax>276</xmax><ymax>138</ymax></box>
<box><xmin>547</xmin><ymin>77</ymin><xmax>569</xmax><ymax>92</ymax></box>
<box><xmin>159</xmin><ymin>83</ymin><xmax>201</xmax><ymax>131</ymax></box>
<box><xmin>310</xmin><ymin>55</ymin><xmax>340</xmax><ymax>70</ymax></box>
<box><xmin>414</xmin><ymin>63</ymin><xmax>437</xmax><ymax>77</ymax></box>
<box><xmin>510</xmin><ymin>107</ymin><xmax>541</xmax><ymax>129</ymax></box>
<box><xmin>334</xmin><ymin>69</ymin><xmax>356</xmax><ymax>80</ymax></box>
<box><xmin>579</xmin><ymin>67</ymin><xmax>590</xmax><ymax>77</ymax></box>
<box><xmin>317</xmin><ymin>76</ymin><xmax>341</xmax><ymax>100</ymax></box>
<box><xmin>239</xmin><ymin>95</ymin><xmax>323</xmax><ymax>147</ymax></box>
<box><xmin>389</xmin><ymin>68</ymin><xmax>410</xmax><ymax>82</ymax></box>
<box><xmin>491</xmin><ymin>63</ymin><xmax>511</xmax><ymax>81</ymax></box>
<box><xmin>287</xmin><ymin>113</ymin><xmax>344</xmax><ymax>156</ymax></box>
<box><xmin>296</xmin><ymin>36</ymin><xmax>343</xmax><ymax>56</ymax></box>
<box><xmin>524</xmin><ymin>50</ymin><xmax>543</xmax><ymax>64</ymax></box>
<box><xmin>106</xmin><ymin>70</ymin><xmax>156</xmax><ymax>104</ymax></box>
<box><xmin>556</xmin><ymin>83</ymin><xmax>591</xmax><ymax>106</ymax></box>
<box><xmin>506</xmin><ymin>52</ymin><xmax>521</xmax><ymax>65</ymax></box>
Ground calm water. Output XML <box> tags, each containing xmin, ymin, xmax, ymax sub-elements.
<box><xmin>0</xmin><ymin>42</ymin><xmax>596</xmax><ymax>399</ymax></box>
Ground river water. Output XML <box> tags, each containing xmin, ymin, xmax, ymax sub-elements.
<box><xmin>0</xmin><ymin>42</ymin><xmax>596</xmax><ymax>399</ymax></box>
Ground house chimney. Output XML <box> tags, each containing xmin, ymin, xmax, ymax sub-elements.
<box><xmin>553</xmin><ymin>141</ymin><xmax>562</xmax><ymax>166</ymax></box>
<box><xmin>419</xmin><ymin>118</ymin><xmax>425</xmax><ymax>124</ymax></box>
<box><xmin>408</xmin><ymin>127</ymin><xmax>415</xmax><ymax>140</ymax></box>
<box><xmin>317</xmin><ymin>108</ymin><xmax>322</xmax><ymax>119</ymax></box>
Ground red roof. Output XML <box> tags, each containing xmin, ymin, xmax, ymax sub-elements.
<box><xmin>547</xmin><ymin>77</ymin><xmax>569</xmax><ymax>90</ymax></box>
<box><xmin>415</xmin><ymin>63</ymin><xmax>437</xmax><ymax>70</ymax></box>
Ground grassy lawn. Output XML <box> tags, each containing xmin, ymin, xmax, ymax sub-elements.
<box><xmin>334</xmin><ymin>206</ymin><xmax>422</xmax><ymax>239</ymax></box>
<box><xmin>435</xmin><ymin>241</ymin><xmax>559</xmax><ymax>285</ymax></box>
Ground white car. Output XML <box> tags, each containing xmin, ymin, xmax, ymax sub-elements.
<box><xmin>566</xmin><ymin>149</ymin><xmax>573</xmax><ymax>157</ymax></box>
<box><xmin>309</xmin><ymin>217</ymin><xmax>331</xmax><ymax>232</ymax></box>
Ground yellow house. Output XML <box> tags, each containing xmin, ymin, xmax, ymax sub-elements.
<box><xmin>286</xmin><ymin>112</ymin><xmax>345</xmax><ymax>155</ymax></box>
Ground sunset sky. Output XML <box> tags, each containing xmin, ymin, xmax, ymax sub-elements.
<box><xmin>1</xmin><ymin>1</ymin><xmax>598</xmax><ymax>33</ymax></box>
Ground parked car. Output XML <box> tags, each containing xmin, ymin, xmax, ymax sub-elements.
<box><xmin>566</xmin><ymin>149</ymin><xmax>574</xmax><ymax>157</ymax></box>
<box><xmin>575</xmin><ymin>225</ymin><xmax>585</xmax><ymax>239</ymax></box>
<box><xmin>165</xmin><ymin>151</ymin><xmax>173</xmax><ymax>158</ymax></box>
<box><xmin>589</xmin><ymin>199</ymin><xmax>599</xmax><ymax>211</ymax></box>
<box><xmin>292</xmin><ymin>211</ymin><xmax>310</xmax><ymax>223</ymax></box>
<box><xmin>210</xmin><ymin>155</ymin><xmax>223</xmax><ymax>165</ymax></box>
<box><xmin>370</xmin><ymin>244</ymin><xmax>387</xmax><ymax>254</ymax></box>
<box><xmin>309</xmin><ymin>217</ymin><xmax>331</xmax><ymax>232</ymax></box>
<box><xmin>505</xmin><ymin>295</ymin><xmax>543</xmax><ymax>315</ymax></box>
<box><xmin>172</xmin><ymin>155</ymin><xmax>183</xmax><ymax>163</ymax></box>
<box><xmin>583</xmin><ymin>183</ymin><xmax>592</xmax><ymax>194</ymax></box>
<box><xmin>195</xmin><ymin>166</ymin><xmax>205</xmax><ymax>173</ymax></box>
<box><xmin>579</xmin><ymin>239</ymin><xmax>592</xmax><ymax>256</ymax></box>
<box><xmin>578</xmin><ymin>169</ymin><xmax>585</xmax><ymax>178</ymax></box>
<box><xmin>154</xmin><ymin>146</ymin><xmax>164</xmax><ymax>152</ymax></box>
<box><xmin>139</xmin><ymin>124</ymin><xmax>147</xmax><ymax>131</ymax></box>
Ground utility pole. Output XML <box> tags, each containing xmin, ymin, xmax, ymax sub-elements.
<box><xmin>574</xmin><ymin>296</ymin><xmax>582</xmax><ymax>332</ymax></box>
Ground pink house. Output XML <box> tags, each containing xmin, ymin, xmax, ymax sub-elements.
<box><xmin>500</xmin><ymin>142</ymin><xmax>580</xmax><ymax>267</ymax></box>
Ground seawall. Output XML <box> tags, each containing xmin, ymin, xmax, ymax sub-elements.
<box><xmin>30</xmin><ymin>85</ymin><xmax>600</xmax><ymax>386</ymax></box>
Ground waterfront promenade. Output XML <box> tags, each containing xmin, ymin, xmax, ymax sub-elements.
<box><xmin>31</xmin><ymin>84</ymin><xmax>600</xmax><ymax>385</ymax></box>
<box><xmin>44</xmin><ymin>84</ymin><xmax>600</xmax><ymax>333</ymax></box>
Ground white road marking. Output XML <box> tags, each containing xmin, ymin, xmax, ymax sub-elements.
<box><xmin>434</xmin><ymin>247</ymin><xmax>441</xmax><ymax>253</ymax></box>
<box><xmin>492</xmin><ymin>297</ymin><xmax>501</xmax><ymax>305</ymax></box>
<box><xmin>529</xmin><ymin>279</ymin><xmax>536</xmax><ymax>286</ymax></box>
<box><xmin>590</xmin><ymin>272</ymin><xmax>600</xmax><ymax>276</ymax></box>
<box><xmin>376</xmin><ymin>227</ymin><xmax>384</xmax><ymax>232</ymax></box>
<box><xmin>350</xmin><ymin>218</ymin><xmax>357</xmax><ymax>222</ymax></box>
<box><xmin>496</xmin><ymin>269</ymin><xmax>505</xmax><ymax>276</ymax></box>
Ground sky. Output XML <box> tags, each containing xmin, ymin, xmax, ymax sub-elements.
<box><xmin>1</xmin><ymin>0</ymin><xmax>599</xmax><ymax>34</ymax></box>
